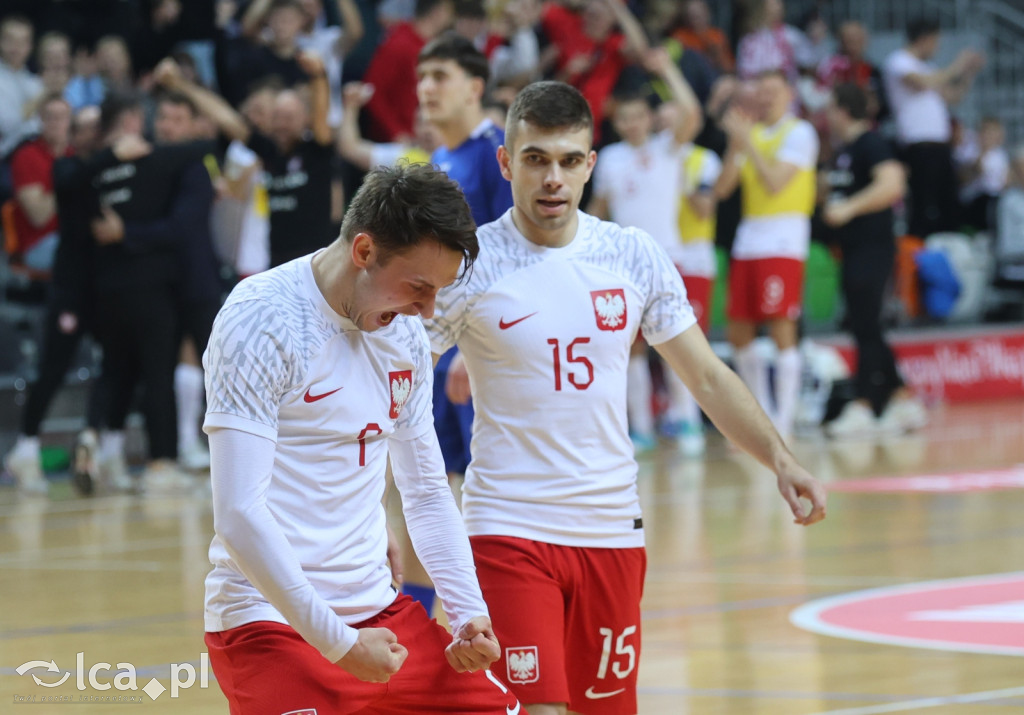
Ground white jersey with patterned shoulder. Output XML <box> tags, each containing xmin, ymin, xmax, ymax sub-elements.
<box><xmin>202</xmin><ymin>254</ymin><xmax>432</xmax><ymax>634</ymax></box>
<box><xmin>426</xmin><ymin>210</ymin><xmax>696</xmax><ymax>548</ymax></box>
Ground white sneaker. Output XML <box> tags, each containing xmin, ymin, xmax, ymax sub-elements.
<box><xmin>99</xmin><ymin>453</ymin><xmax>134</xmax><ymax>493</ymax></box>
<box><xmin>826</xmin><ymin>401</ymin><xmax>878</xmax><ymax>439</ymax></box>
<box><xmin>4</xmin><ymin>449</ymin><xmax>47</xmax><ymax>496</ymax></box>
<box><xmin>878</xmin><ymin>396</ymin><xmax>929</xmax><ymax>434</ymax></box>
<box><xmin>141</xmin><ymin>461</ymin><xmax>194</xmax><ymax>493</ymax></box>
<box><xmin>677</xmin><ymin>422</ymin><xmax>706</xmax><ymax>458</ymax></box>
<box><xmin>178</xmin><ymin>443</ymin><xmax>211</xmax><ymax>472</ymax></box>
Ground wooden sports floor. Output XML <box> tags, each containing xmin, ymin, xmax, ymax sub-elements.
<box><xmin>2</xmin><ymin>399</ymin><xmax>1023</xmax><ymax>714</ymax></box>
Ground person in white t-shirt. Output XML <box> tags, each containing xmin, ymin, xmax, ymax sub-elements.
<box><xmin>428</xmin><ymin>81</ymin><xmax>826</xmax><ymax>715</ymax></box>
<box><xmin>201</xmin><ymin>163</ymin><xmax>521</xmax><ymax>714</ymax></box>
<box><xmin>882</xmin><ymin>17</ymin><xmax>983</xmax><ymax>238</ymax></box>
<box><xmin>587</xmin><ymin>47</ymin><xmax>706</xmax><ymax>455</ymax></box>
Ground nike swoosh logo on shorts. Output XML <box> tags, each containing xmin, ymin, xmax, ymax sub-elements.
<box><xmin>585</xmin><ymin>686</ymin><xmax>626</xmax><ymax>699</ymax></box>
<box><xmin>303</xmin><ymin>386</ymin><xmax>343</xmax><ymax>403</ymax></box>
<box><xmin>498</xmin><ymin>312</ymin><xmax>538</xmax><ymax>330</ymax></box>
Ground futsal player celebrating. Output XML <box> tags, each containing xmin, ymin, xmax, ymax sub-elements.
<box><xmin>201</xmin><ymin>163</ymin><xmax>521</xmax><ymax>714</ymax></box>
<box><xmin>426</xmin><ymin>81</ymin><xmax>827</xmax><ymax>715</ymax></box>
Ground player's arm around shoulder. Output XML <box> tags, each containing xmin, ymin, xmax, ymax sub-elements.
<box><xmin>653</xmin><ymin>328</ymin><xmax>827</xmax><ymax>526</ymax></box>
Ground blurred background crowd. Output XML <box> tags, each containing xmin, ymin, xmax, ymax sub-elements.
<box><xmin>1</xmin><ymin>0</ymin><xmax>1022</xmax><ymax>493</ymax></box>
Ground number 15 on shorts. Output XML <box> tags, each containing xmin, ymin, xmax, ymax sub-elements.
<box><xmin>597</xmin><ymin>625</ymin><xmax>637</xmax><ymax>680</ymax></box>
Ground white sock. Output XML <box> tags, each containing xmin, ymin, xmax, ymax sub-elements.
<box><xmin>175</xmin><ymin>364</ymin><xmax>205</xmax><ymax>453</ymax></box>
<box><xmin>664</xmin><ymin>370</ymin><xmax>702</xmax><ymax>427</ymax></box>
<box><xmin>775</xmin><ymin>347</ymin><xmax>803</xmax><ymax>437</ymax></box>
<box><xmin>627</xmin><ymin>353</ymin><xmax>655</xmax><ymax>437</ymax></box>
<box><xmin>734</xmin><ymin>343</ymin><xmax>773</xmax><ymax>419</ymax></box>
<box><xmin>12</xmin><ymin>435</ymin><xmax>40</xmax><ymax>459</ymax></box>
<box><xmin>100</xmin><ymin>430</ymin><xmax>125</xmax><ymax>461</ymax></box>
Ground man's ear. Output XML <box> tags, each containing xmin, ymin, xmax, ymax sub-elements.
<box><xmin>351</xmin><ymin>232</ymin><xmax>376</xmax><ymax>269</ymax></box>
<box><xmin>497</xmin><ymin>145</ymin><xmax>513</xmax><ymax>182</ymax></box>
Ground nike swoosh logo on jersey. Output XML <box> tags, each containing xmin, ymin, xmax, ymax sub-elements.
<box><xmin>584</xmin><ymin>686</ymin><xmax>626</xmax><ymax>700</ymax></box>
<box><xmin>498</xmin><ymin>312</ymin><xmax>538</xmax><ymax>330</ymax></box>
<box><xmin>506</xmin><ymin>703</ymin><xmax>521</xmax><ymax>715</ymax></box>
<box><xmin>303</xmin><ymin>386</ymin><xmax>343</xmax><ymax>403</ymax></box>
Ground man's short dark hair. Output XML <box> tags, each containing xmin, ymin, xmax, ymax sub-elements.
<box><xmin>340</xmin><ymin>163</ymin><xmax>479</xmax><ymax>275</ymax></box>
<box><xmin>832</xmin><ymin>83</ymin><xmax>869</xmax><ymax>121</ymax></box>
<box><xmin>415</xmin><ymin>0</ymin><xmax>451</xmax><ymax>19</ymax></box>
<box><xmin>157</xmin><ymin>90</ymin><xmax>198</xmax><ymax>117</ymax></box>
<box><xmin>505</xmin><ymin>81</ymin><xmax>594</xmax><ymax>150</ymax></box>
<box><xmin>907</xmin><ymin>17</ymin><xmax>940</xmax><ymax>43</ymax></box>
<box><xmin>418</xmin><ymin>31</ymin><xmax>489</xmax><ymax>82</ymax></box>
<box><xmin>99</xmin><ymin>90</ymin><xmax>143</xmax><ymax>137</ymax></box>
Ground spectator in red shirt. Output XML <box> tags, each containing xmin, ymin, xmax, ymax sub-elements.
<box><xmin>541</xmin><ymin>0</ymin><xmax>649</xmax><ymax>144</ymax></box>
<box><xmin>362</xmin><ymin>0</ymin><xmax>455</xmax><ymax>142</ymax></box>
<box><xmin>10</xmin><ymin>93</ymin><xmax>73</xmax><ymax>272</ymax></box>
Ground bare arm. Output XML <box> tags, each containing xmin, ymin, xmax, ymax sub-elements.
<box><xmin>646</xmin><ymin>48</ymin><xmax>703</xmax><ymax>146</ymax></box>
<box><xmin>15</xmin><ymin>185</ymin><xmax>56</xmax><ymax>228</ymax></box>
<box><xmin>653</xmin><ymin>327</ymin><xmax>827</xmax><ymax>525</ymax></box>
<box><xmin>241</xmin><ymin>0</ymin><xmax>274</xmax><ymax>39</ymax></box>
<box><xmin>824</xmin><ymin>160</ymin><xmax>905</xmax><ymax>228</ymax></box>
<box><xmin>605</xmin><ymin>0</ymin><xmax>649</xmax><ymax>59</ymax></box>
<box><xmin>298</xmin><ymin>52</ymin><xmax>334</xmax><ymax>146</ymax></box>
<box><xmin>338</xmin><ymin>83</ymin><xmax>376</xmax><ymax>170</ymax></box>
<box><xmin>154</xmin><ymin>58</ymin><xmax>251</xmax><ymax>142</ymax></box>
<box><xmin>335</xmin><ymin>0</ymin><xmax>365</xmax><ymax>56</ymax></box>
<box><xmin>686</xmin><ymin>191</ymin><xmax>715</xmax><ymax>220</ymax></box>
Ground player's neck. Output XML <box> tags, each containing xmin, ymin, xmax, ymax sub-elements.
<box><xmin>310</xmin><ymin>242</ymin><xmax>357</xmax><ymax>321</ymax></box>
<box><xmin>438</xmin><ymin>107</ymin><xmax>486</xmax><ymax>150</ymax></box>
<box><xmin>841</xmin><ymin>120</ymin><xmax>869</xmax><ymax>143</ymax></box>
<box><xmin>511</xmin><ymin>208</ymin><xmax>578</xmax><ymax>249</ymax></box>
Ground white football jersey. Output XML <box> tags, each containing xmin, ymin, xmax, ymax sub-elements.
<box><xmin>203</xmin><ymin>254</ymin><xmax>432</xmax><ymax>633</ymax></box>
<box><xmin>426</xmin><ymin>210</ymin><xmax>696</xmax><ymax>548</ymax></box>
<box><xmin>593</xmin><ymin>130</ymin><xmax>684</xmax><ymax>254</ymax></box>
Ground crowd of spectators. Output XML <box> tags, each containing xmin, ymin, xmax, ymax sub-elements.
<box><xmin>0</xmin><ymin>0</ymin><xmax>1020</xmax><ymax>485</ymax></box>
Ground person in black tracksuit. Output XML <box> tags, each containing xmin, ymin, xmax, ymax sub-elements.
<box><xmin>821</xmin><ymin>83</ymin><xmax>921</xmax><ymax>435</ymax></box>
<box><xmin>82</xmin><ymin>92</ymin><xmax>213</xmax><ymax>466</ymax></box>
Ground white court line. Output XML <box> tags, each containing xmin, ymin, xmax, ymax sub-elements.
<box><xmin>0</xmin><ymin>535</ymin><xmax>185</xmax><ymax>565</ymax></box>
<box><xmin>809</xmin><ymin>685</ymin><xmax>1024</xmax><ymax>714</ymax></box>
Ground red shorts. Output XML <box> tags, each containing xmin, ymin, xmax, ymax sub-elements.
<box><xmin>205</xmin><ymin>594</ymin><xmax>521</xmax><ymax>715</ymax></box>
<box><xmin>677</xmin><ymin>270</ymin><xmax>713</xmax><ymax>333</ymax></box>
<box><xmin>726</xmin><ymin>257</ymin><xmax>805</xmax><ymax>323</ymax></box>
<box><xmin>471</xmin><ymin>536</ymin><xmax>646</xmax><ymax>715</ymax></box>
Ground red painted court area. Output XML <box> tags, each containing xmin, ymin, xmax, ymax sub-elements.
<box><xmin>791</xmin><ymin>573</ymin><xmax>1024</xmax><ymax>656</ymax></box>
<box><xmin>830</xmin><ymin>465</ymin><xmax>1024</xmax><ymax>492</ymax></box>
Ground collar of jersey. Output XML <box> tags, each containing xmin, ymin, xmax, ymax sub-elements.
<box><xmin>503</xmin><ymin>209</ymin><xmax>586</xmax><ymax>257</ymax></box>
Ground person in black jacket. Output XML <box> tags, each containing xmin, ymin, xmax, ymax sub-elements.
<box><xmin>82</xmin><ymin>90</ymin><xmax>215</xmax><ymax>490</ymax></box>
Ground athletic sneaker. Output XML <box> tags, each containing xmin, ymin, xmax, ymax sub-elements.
<box><xmin>140</xmin><ymin>461</ymin><xmax>194</xmax><ymax>493</ymax></box>
<box><xmin>630</xmin><ymin>432</ymin><xmax>657</xmax><ymax>455</ymax></box>
<box><xmin>878</xmin><ymin>396</ymin><xmax>929</xmax><ymax>434</ymax></box>
<box><xmin>677</xmin><ymin>421</ymin><xmax>706</xmax><ymax>458</ymax></box>
<box><xmin>4</xmin><ymin>448</ymin><xmax>47</xmax><ymax>496</ymax></box>
<box><xmin>178</xmin><ymin>442</ymin><xmax>211</xmax><ymax>472</ymax></box>
<box><xmin>826</xmin><ymin>401</ymin><xmax>878</xmax><ymax>439</ymax></box>
<box><xmin>72</xmin><ymin>429</ymin><xmax>99</xmax><ymax>496</ymax></box>
<box><xmin>99</xmin><ymin>452</ymin><xmax>134</xmax><ymax>493</ymax></box>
